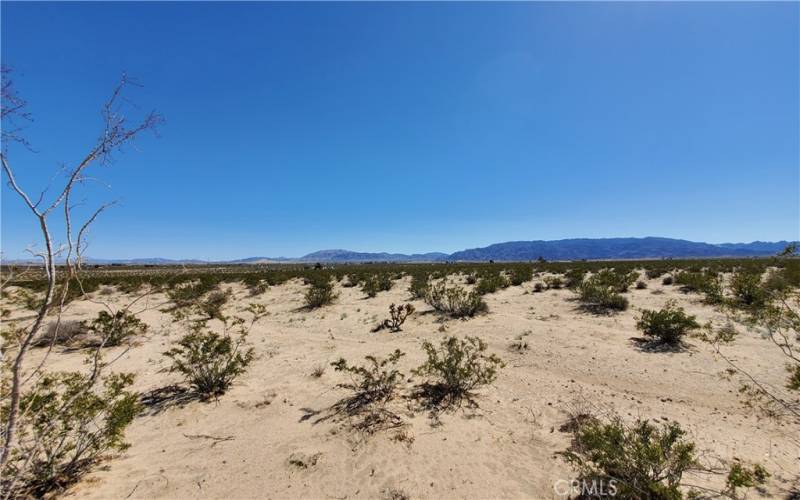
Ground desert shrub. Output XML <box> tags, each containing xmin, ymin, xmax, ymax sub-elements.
<box><xmin>342</xmin><ymin>274</ymin><xmax>361</xmax><ymax>288</ymax></box>
<box><xmin>564</xmin><ymin>269</ymin><xmax>587</xmax><ymax>289</ymax></box>
<box><xmin>362</xmin><ymin>274</ymin><xmax>393</xmax><ymax>298</ymax></box>
<box><xmin>407</xmin><ymin>273</ymin><xmax>430</xmax><ymax>299</ymax></box>
<box><xmin>331</xmin><ymin>350</ymin><xmax>405</xmax><ymax>406</ymax></box>
<box><xmin>724</xmin><ymin>462</ymin><xmax>770</xmax><ymax>499</ymax></box>
<box><xmin>636</xmin><ymin>300</ymin><xmax>699</xmax><ymax>345</ymax></box>
<box><xmin>591</xmin><ymin>269</ymin><xmax>638</xmax><ymax>293</ymax></box>
<box><xmin>509</xmin><ymin>267</ymin><xmax>533</xmax><ymax>286</ymax></box>
<box><xmin>167</xmin><ymin>278</ymin><xmax>219</xmax><ymax>310</ymax></box>
<box><xmin>304</xmin><ymin>278</ymin><xmax>338</xmax><ymax>308</ymax></box>
<box><xmin>701</xmin><ymin>273</ymin><xmax>725</xmax><ymax>305</ymax></box>
<box><xmin>533</xmin><ymin>282</ymin><xmax>544</xmax><ymax>293</ymax></box>
<box><xmin>85</xmin><ymin>310</ymin><xmax>148</xmax><ymax>347</ymax></box>
<box><xmin>544</xmin><ymin>276</ymin><xmax>563</xmax><ymax>290</ymax></box>
<box><xmin>164</xmin><ymin>326</ymin><xmax>255</xmax><ymax>398</ymax></box>
<box><xmin>729</xmin><ymin>271</ymin><xmax>768</xmax><ymax>310</ymax></box>
<box><xmin>635</xmin><ymin>280</ymin><xmax>647</xmax><ymax>290</ymax></box>
<box><xmin>465</xmin><ymin>273</ymin><xmax>478</xmax><ymax>285</ymax></box>
<box><xmin>31</xmin><ymin>319</ymin><xmax>88</xmax><ymax>348</ymax></box>
<box><xmin>413</xmin><ymin>336</ymin><xmax>504</xmax><ymax>400</ymax></box>
<box><xmin>200</xmin><ymin>290</ymin><xmax>230</xmax><ymax>320</ymax></box>
<box><xmin>475</xmin><ymin>273</ymin><xmax>509</xmax><ymax>295</ymax></box>
<box><xmin>1</xmin><ymin>372</ymin><xmax>139</xmax><ymax>498</ymax></box>
<box><xmin>763</xmin><ymin>269</ymin><xmax>790</xmax><ymax>294</ymax></box>
<box><xmin>645</xmin><ymin>268</ymin><xmax>668</xmax><ymax>279</ymax></box>
<box><xmin>374</xmin><ymin>303</ymin><xmax>415</xmax><ymax>333</ymax></box>
<box><xmin>674</xmin><ymin>271</ymin><xmax>713</xmax><ymax>294</ymax></box>
<box><xmin>560</xmin><ymin>416</ymin><xmax>697</xmax><ymax>500</ymax></box>
<box><xmin>662</xmin><ymin>275</ymin><xmax>674</xmax><ymax>286</ymax></box>
<box><xmin>424</xmin><ymin>282</ymin><xmax>487</xmax><ymax>318</ymax></box>
<box><xmin>577</xmin><ymin>277</ymin><xmax>629</xmax><ymax>312</ymax></box>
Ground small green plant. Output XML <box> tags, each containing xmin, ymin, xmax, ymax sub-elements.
<box><xmin>86</xmin><ymin>310</ymin><xmax>148</xmax><ymax>347</ymax></box>
<box><xmin>200</xmin><ymin>290</ymin><xmax>231</xmax><ymax>320</ymax></box>
<box><xmin>564</xmin><ymin>269</ymin><xmax>587</xmax><ymax>289</ymax></box>
<box><xmin>304</xmin><ymin>278</ymin><xmax>338</xmax><ymax>308</ymax></box>
<box><xmin>424</xmin><ymin>282</ymin><xmax>487</xmax><ymax>318</ymax></box>
<box><xmin>362</xmin><ymin>274</ymin><xmax>393</xmax><ymax>298</ymax></box>
<box><xmin>560</xmin><ymin>416</ymin><xmax>697</xmax><ymax>500</ymax></box>
<box><xmin>475</xmin><ymin>273</ymin><xmax>509</xmax><ymax>295</ymax></box>
<box><xmin>636</xmin><ymin>300</ymin><xmax>700</xmax><ymax>345</ymax></box>
<box><xmin>662</xmin><ymin>275</ymin><xmax>674</xmax><ymax>286</ymax></box>
<box><xmin>635</xmin><ymin>280</ymin><xmax>647</xmax><ymax>290</ymax></box>
<box><xmin>509</xmin><ymin>267</ymin><xmax>533</xmax><ymax>286</ymax></box>
<box><xmin>1</xmin><ymin>372</ymin><xmax>139</xmax><ymax>498</ymax></box>
<box><xmin>577</xmin><ymin>277</ymin><xmax>629</xmax><ymax>313</ymax></box>
<box><xmin>164</xmin><ymin>325</ymin><xmax>255</xmax><ymax>399</ymax></box>
<box><xmin>407</xmin><ymin>273</ymin><xmax>430</xmax><ymax>299</ymax></box>
<box><xmin>465</xmin><ymin>273</ymin><xmax>478</xmax><ymax>285</ymax></box>
<box><xmin>413</xmin><ymin>336</ymin><xmax>504</xmax><ymax>402</ymax></box>
<box><xmin>331</xmin><ymin>350</ymin><xmax>406</xmax><ymax>406</ymax></box>
<box><xmin>729</xmin><ymin>271</ymin><xmax>768</xmax><ymax>310</ymax></box>
<box><xmin>591</xmin><ymin>269</ymin><xmax>638</xmax><ymax>293</ymax></box>
<box><xmin>374</xmin><ymin>303</ymin><xmax>415</xmax><ymax>333</ymax></box>
<box><xmin>724</xmin><ymin>462</ymin><xmax>769</xmax><ymax>499</ymax></box>
<box><xmin>544</xmin><ymin>275</ymin><xmax>563</xmax><ymax>290</ymax></box>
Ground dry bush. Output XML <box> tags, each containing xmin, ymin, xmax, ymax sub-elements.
<box><xmin>31</xmin><ymin>320</ymin><xmax>87</xmax><ymax>348</ymax></box>
<box><xmin>373</xmin><ymin>303</ymin><xmax>415</xmax><ymax>333</ymax></box>
<box><xmin>424</xmin><ymin>282</ymin><xmax>487</xmax><ymax>319</ymax></box>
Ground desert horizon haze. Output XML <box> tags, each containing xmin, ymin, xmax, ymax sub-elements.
<box><xmin>1</xmin><ymin>2</ymin><xmax>799</xmax><ymax>500</ymax></box>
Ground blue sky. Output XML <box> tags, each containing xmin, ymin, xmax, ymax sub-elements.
<box><xmin>2</xmin><ymin>2</ymin><xmax>798</xmax><ymax>260</ymax></box>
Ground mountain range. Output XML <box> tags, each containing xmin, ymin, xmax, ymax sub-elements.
<box><xmin>25</xmin><ymin>237</ymin><xmax>795</xmax><ymax>265</ymax></box>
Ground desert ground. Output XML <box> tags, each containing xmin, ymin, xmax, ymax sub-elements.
<box><xmin>4</xmin><ymin>270</ymin><xmax>799</xmax><ymax>499</ymax></box>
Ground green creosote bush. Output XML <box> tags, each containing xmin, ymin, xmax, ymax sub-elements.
<box><xmin>591</xmin><ymin>269</ymin><xmax>638</xmax><ymax>293</ymax></box>
<box><xmin>560</xmin><ymin>416</ymin><xmax>697</xmax><ymax>500</ymax></box>
<box><xmin>1</xmin><ymin>372</ymin><xmax>139</xmax><ymax>498</ymax></box>
<box><xmin>331</xmin><ymin>349</ymin><xmax>406</xmax><ymax>405</ymax></box>
<box><xmin>724</xmin><ymin>462</ymin><xmax>769</xmax><ymax>499</ymax></box>
<box><xmin>362</xmin><ymin>274</ymin><xmax>393</xmax><ymax>298</ymax></box>
<box><xmin>424</xmin><ymin>282</ymin><xmax>487</xmax><ymax>319</ymax></box>
<box><xmin>577</xmin><ymin>278</ymin><xmax>629</xmax><ymax>312</ymax></box>
<box><xmin>729</xmin><ymin>271</ymin><xmax>768</xmax><ymax>310</ymax></box>
<box><xmin>636</xmin><ymin>300</ymin><xmax>700</xmax><ymax>345</ymax></box>
<box><xmin>475</xmin><ymin>272</ymin><xmax>510</xmax><ymax>295</ymax></box>
<box><xmin>164</xmin><ymin>323</ymin><xmax>256</xmax><ymax>399</ymax></box>
<box><xmin>304</xmin><ymin>278</ymin><xmax>338</xmax><ymax>308</ymax></box>
<box><xmin>412</xmin><ymin>336</ymin><xmax>504</xmax><ymax>400</ymax></box>
<box><xmin>407</xmin><ymin>273</ymin><xmax>430</xmax><ymax>300</ymax></box>
<box><xmin>544</xmin><ymin>275</ymin><xmax>564</xmax><ymax>290</ymax></box>
<box><xmin>86</xmin><ymin>310</ymin><xmax>148</xmax><ymax>347</ymax></box>
<box><xmin>200</xmin><ymin>289</ymin><xmax>231</xmax><ymax>320</ymax></box>
<box><xmin>509</xmin><ymin>266</ymin><xmax>533</xmax><ymax>286</ymax></box>
<box><xmin>564</xmin><ymin>269</ymin><xmax>588</xmax><ymax>289</ymax></box>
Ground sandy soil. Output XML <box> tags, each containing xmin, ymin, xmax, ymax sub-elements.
<box><xmin>7</xmin><ymin>273</ymin><xmax>799</xmax><ymax>499</ymax></box>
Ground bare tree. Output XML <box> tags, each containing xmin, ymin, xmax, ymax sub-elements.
<box><xmin>0</xmin><ymin>66</ymin><xmax>162</xmax><ymax>492</ymax></box>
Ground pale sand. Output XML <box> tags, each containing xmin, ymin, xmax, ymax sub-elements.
<box><xmin>11</xmin><ymin>274</ymin><xmax>799</xmax><ymax>499</ymax></box>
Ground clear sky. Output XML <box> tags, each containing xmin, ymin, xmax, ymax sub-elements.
<box><xmin>2</xmin><ymin>2</ymin><xmax>798</xmax><ymax>260</ymax></box>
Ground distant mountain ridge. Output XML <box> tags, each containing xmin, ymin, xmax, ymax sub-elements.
<box><xmin>14</xmin><ymin>237</ymin><xmax>793</xmax><ymax>265</ymax></box>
